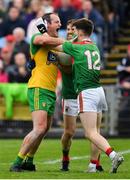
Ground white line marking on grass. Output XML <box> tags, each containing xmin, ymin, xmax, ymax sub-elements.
<box><xmin>1</xmin><ymin>149</ymin><xmax>130</xmax><ymax>165</ymax></box>
<box><xmin>43</xmin><ymin>155</ymin><xmax>90</xmax><ymax>164</ymax></box>
<box><xmin>42</xmin><ymin>149</ymin><xmax>130</xmax><ymax>165</ymax></box>
<box><xmin>119</xmin><ymin>149</ymin><xmax>130</xmax><ymax>155</ymax></box>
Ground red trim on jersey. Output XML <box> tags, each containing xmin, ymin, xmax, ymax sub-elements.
<box><xmin>71</xmin><ymin>57</ymin><xmax>74</xmax><ymax>64</ymax></box>
<box><xmin>79</xmin><ymin>92</ymin><xmax>83</xmax><ymax>112</ymax></box>
<box><xmin>73</xmin><ymin>40</ymin><xmax>93</xmax><ymax>45</ymax></box>
<box><xmin>71</xmin><ymin>40</ymin><xmax>93</xmax><ymax>63</ymax></box>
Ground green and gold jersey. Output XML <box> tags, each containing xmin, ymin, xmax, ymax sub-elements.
<box><xmin>63</xmin><ymin>40</ymin><xmax>101</xmax><ymax>94</ymax></box>
<box><xmin>28</xmin><ymin>33</ymin><xmax>58</xmax><ymax>92</ymax></box>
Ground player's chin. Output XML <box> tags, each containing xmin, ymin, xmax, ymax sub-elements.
<box><xmin>53</xmin><ymin>31</ymin><xmax>58</xmax><ymax>37</ymax></box>
<box><xmin>67</xmin><ymin>35</ymin><xmax>73</xmax><ymax>40</ymax></box>
<box><xmin>55</xmin><ymin>28</ymin><xmax>60</xmax><ymax>37</ymax></box>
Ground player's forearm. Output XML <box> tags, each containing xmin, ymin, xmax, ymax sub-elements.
<box><xmin>53</xmin><ymin>45</ymin><xmax>63</xmax><ymax>52</ymax></box>
<box><xmin>33</xmin><ymin>33</ymin><xmax>65</xmax><ymax>46</ymax></box>
<box><xmin>44</xmin><ymin>36</ymin><xmax>65</xmax><ymax>46</ymax></box>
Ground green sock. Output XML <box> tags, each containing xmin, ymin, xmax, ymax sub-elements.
<box><xmin>13</xmin><ymin>156</ymin><xmax>24</xmax><ymax>166</ymax></box>
<box><xmin>25</xmin><ymin>155</ymin><xmax>34</xmax><ymax>164</ymax></box>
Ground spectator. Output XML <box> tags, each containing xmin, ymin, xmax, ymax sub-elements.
<box><xmin>24</xmin><ymin>0</ymin><xmax>41</xmax><ymax>27</ymax></box>
<box><xmin>0</xmin><ymin>46</ymin><xmax>12</xmax><ymax>68</ymax></box>
<box><xmin>8</xmin><ymin>0</ymin><xmax>27</xmax><ymax>21</ymax></box>
<box><xmin>7</xmin><ymin>52</ymin><xmax>30</xmax><ymax>83</ymax></box>
<box><xmin>75</xmin><ymin>0</ymin><xmax>105</xmax><ymax>55</ymax></box>
<box><xmin>12</xmin><ymin>27</ymin><xmax>30</xmax><ymax>60</ymax></box>
<box><xmin>56</xmin><ymin>0</ymin><xmax>76</xmax><ymax>38</ymax></box>
<box><xmin>0</xmin><ymin>59</ymin><xmax>9</xmax><ymax>83</ymax></box>
<box><xmin>106</xmin><ymin>9</ymin><xmax>119</xmax><ymax>50</ymax></box>
<box><xmin>9</xmin><ymin>0</ymin><xmax>25</xmax><ymax>11</ymax></box>
<box><xmin>41</xmin><ymin>0</ymin><xmax>54</xmax><ymax>14</ymax></box>
<box><xmin>27</xmin><ymin>8</ymin><xmax>45</xmax><ymax>42</ymax></box>
<box><xmin>5</xmin><ymin>34</ymin><xmax>16</xmax><ymax>52</ymax></box>
<box><xmin>106</xmin><ymin>0</ymin><xmax>126</xmax><ymax>26</ymax></box>
<box><xmin>0</xmin><ymin>6</ymin><xmax>26</xmax><ymax>37</ymax></box>
<box><xmin>53</xmin><ymin>0</ymin><xmax>82</xmax><ymax>10</ymax></box>
<box><xmin>52</xmin><ymin>0</ymin><xmax>61</xmax><ymax>9</ymax></box>
<box><xmin>0</xmin><ymin>0</ymin><xmax>6</xmax><ymax>24</ymax></box>
<box><xmin>75</xmin><ymin>0</ymin><xmax>105</xmax><ymax>31</ymax></box>
<box><xmin>117</xmin><ymin>44</ymin><xmax>130</xmax><ymax>89</ymax></box>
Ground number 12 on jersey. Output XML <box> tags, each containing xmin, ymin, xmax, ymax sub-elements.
<box><xmin>84</xmin><ymin>50</ymin><xmax>100</xmax><ymax>70</ymax></box>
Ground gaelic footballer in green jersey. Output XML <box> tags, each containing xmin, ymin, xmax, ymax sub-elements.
<box><xmin>62</xmin><ymin>18</ymin><xmax>124</xmax><ymax>173</ymax></box>
<box><xmin>60</xmin><ymin>19</ymin><xmax>104</xmax><ymax>173</ymax></box>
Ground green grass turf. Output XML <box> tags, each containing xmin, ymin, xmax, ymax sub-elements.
<box><xmin>0</xmin><ymin>138</ymin><xmax>130</xmax><ymax>179</ymax></box>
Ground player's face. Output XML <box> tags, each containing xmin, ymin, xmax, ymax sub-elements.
<box><xmin>67</xmin><ymin>24</ymin><xmax>77</xmax><ymax>40</ymax></box>
<box><xmin>66</xmin><ymin>24</ymin><xmax>73</xmax><ymax>40</ymax></box>
<box><xmin>71</xmin><ymin>25</ymin><xmax>78</xmax><ymax>36</ymax></box>
<box><xmin>48</xmin><ymin>14</ymin><xmax>61</xmax><ymax>37</ymax></box>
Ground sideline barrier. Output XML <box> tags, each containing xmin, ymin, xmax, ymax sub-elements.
<box><xmin>0</xmin><ymin>83</ymin><xmax>30</xmax><ymax>120</ymax></box>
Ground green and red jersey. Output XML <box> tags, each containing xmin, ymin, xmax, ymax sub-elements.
<box><xmin>61</xmin><ymin>67</ymin><xmax>77</xmax><ymax>99</ymax></box>
<box><xmin>62</xmin><ymin>40</ymin><xmax>101</xmax><ymax>94</ymax></box>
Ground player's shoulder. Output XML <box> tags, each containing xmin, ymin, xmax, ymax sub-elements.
<box><xmin>30</xmin><ymin>33</ymin><xmax>42</xmax><ymax>44</ymax></box>
<box><xmin>62</xmin><ymin>41</ymin><xmax>73</xmax><ymax>50</ymax></box>
<box><xmin>30</xmin><ymin>33</ymin><xmax>43</xmax><ymax>55</ymax></box>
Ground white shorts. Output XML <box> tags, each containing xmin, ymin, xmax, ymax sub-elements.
<box><xmin>77</xmin><ymin>87</ymin><xmax>108</xmax><ymax>113</ymax></box>
<box><xmin>62</xmin><ymin>99</ymin><xmax>78</xmax><ymax>116</ymax></box>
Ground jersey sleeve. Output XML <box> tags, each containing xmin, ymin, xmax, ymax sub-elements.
<box><xmin>62</xmin><ymin>42</ymin><xmax>73</xmax><ymax>56</ymax></box>
<box><xmin>30</xmin><ymin>33</ymin><xmax>41</xmax><ymax>55</ymax></box>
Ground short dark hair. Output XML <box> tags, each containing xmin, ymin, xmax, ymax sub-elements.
<box><xmin>72</xmin><ymin>18</ymin><xmax>94</xmax><ymax>36</ymax></box>
<box><xmin>67</xmin><ymin>19</ymin><xmax>76</xmax><ymax>26</ymax></box>
<box><xmin>42</xmin><ymin>13</ymin><xmax>56</xmax><ymax>24</ymax></box>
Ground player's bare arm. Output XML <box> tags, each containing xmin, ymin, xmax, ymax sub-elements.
<box><xmin>53</xmin><ymin>45</ymin><xmax>64</xmax><ymax>52</ymax></box>
<box><xmin>33</xmin><ymin>33</ymin><xmax>65</xmax><ymax>46</ymax></box>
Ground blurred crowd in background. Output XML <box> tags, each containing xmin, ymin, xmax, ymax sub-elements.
<box><xmin>0</xmin><ymin>0</ymin><xmax>130</xmax><ymax>129</ymax></box>
<box><xmin>0</xmin><ymin>0</ymin><xmax>130</xmax><ymax>84</ymax></box>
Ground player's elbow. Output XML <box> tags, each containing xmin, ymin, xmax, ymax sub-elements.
<box><xmin>33</xmin><ymin>36</ymin><xmax>46</xmax><ymax>45</ymax></box>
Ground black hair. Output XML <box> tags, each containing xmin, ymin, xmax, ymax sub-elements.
<box><xmin>72</xmin><ymin>18</ymin><xmax>94</xmax><ymax>36</ymax></box>
<box><xmin>67</xmin><ymin>19</ymin><xmax>76</xmax><ymax>26</ymax></box>
<box><xmin>42</xmin><ymin>13</ymin><xmax>56</xmax><ymax>24</ymax></box>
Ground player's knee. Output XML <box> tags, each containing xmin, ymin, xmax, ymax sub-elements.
<box><xmin>35</xmin><ymin>124</ymin><xmax>48</xmax><ymax>136</ymax></box>
<box><xmin>64</xmin><ymin>129</ymin><xmax>75</xmax><ymax>138</ymax></box>
<box><xmin>84</xmin><ymin>130</ymin><xmax>93</xmax><ymax>140</ymax></box>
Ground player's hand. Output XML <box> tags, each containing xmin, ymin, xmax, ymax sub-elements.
<box><xmin>35</xmin><ymin>17</ymin><xmax>48</xmax><ymax>34</ymax></box>
<box><xmin>69</xmin><ymin>34</ymin><xmax>78</xmax><ymax>42</ymax></box>
<box><xmin>27</xmin><ymin>60</ymin><xmax>36</xmax><ymax>71</ymax></box>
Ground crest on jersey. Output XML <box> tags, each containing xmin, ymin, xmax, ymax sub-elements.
<box><xmin>46</xmin><ymin>51</ymin><xmax>58</xmax><ymax>66</ymax></box>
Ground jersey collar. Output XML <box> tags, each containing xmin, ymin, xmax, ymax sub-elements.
<box><xmin>82</xmin><ymin>38</ymin><xmax>92</xmax><ymax>43</ymax></box>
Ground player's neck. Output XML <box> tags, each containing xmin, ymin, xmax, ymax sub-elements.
<box><xmin>78</xmin><ymin>32</ymin><xmax>91</xmax><ymax>42</ymax></box>
<box><xmin>81</xmin><ymin>37</ymin><xmax>91</xmax><ymax>42</ymax></box>
<box><xmin>78</xmin><ymin>36</ymin><xmax>91</xmax><ymax>42</ymax></box>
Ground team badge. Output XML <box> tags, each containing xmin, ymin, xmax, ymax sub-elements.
<box><xmin>46</xmin><ymin>51</ymin><xmax>58</xmax><ymax>65</ymax></box>
<box><xmin>42</xmin><ymin>102</ymin><xmax>46</xmax><ymax>107</ymax></box>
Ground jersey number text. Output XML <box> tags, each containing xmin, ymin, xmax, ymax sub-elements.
<box><xmin>84</xmin><ymin>50</ymin><xmax>100</xmax><ymax>70</ymax></box>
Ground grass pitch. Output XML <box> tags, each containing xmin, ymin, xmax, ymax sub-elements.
<box><xmin>0</xmin><ymin>138</ymin><xmax>130</xmax><ymax>179</ymax></box>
